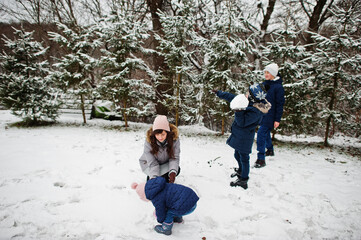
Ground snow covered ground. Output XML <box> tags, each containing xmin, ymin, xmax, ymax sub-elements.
<box><xmin>0</xmin><ymin>110</ymin><xmax>360</xmax><ymax>240</ymax></box>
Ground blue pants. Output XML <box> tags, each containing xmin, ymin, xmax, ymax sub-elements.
<box><xmin>257</xmin><ymin>125</ymin><xmax>273</xmax><ymax>160</ymax></box>
<box><xmin>164</xmin><ymin>203</ymin><xmax>197</xmax><ymax>224</ymax></box>
<box><xmin>234</xmin><ymin>150</ymin><xmax>250</xmax><ymax>179</ymax></box>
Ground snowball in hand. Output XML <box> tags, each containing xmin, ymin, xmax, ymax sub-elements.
<box><xmin>230</xmin><ymin>94</ymin><xmax>249</xmax><ymax>110</ymax></box>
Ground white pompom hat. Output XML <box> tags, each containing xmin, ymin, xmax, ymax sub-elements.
<box><xmin>264</xmin><ymin>63</ymin><xmax>279</xmax><ymax>77</ymax></box>
<box><xmin>230</xmin><ymin>94</ymin><xmax>249</xmax><ymax>110</ymax></box>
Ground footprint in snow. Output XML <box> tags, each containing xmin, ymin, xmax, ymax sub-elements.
<box><xmin>53</xmin><ymin>182</ymin><xmax>66</xmax><ymax>188</ymax></box>
<box><xmin>88</xmin><ymin>166</ymin><xmax>103</xmax><ymax>174</ymax></box>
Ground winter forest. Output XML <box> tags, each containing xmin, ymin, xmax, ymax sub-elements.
<box><xmin>0</xmin><ymin>0</ymin><xmax>360</xmax><ymax>145</ymax></box>
<box><xmin>1</xmin><ymin>1</ymin><xmax>361</xmax><ymax>239</ymax></box>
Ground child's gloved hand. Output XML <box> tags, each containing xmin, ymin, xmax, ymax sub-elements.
<box><xmin>211</xmin><ymin>89</ymin><xmax>217</xmax><ymax>94</ymax></box>
<box><xmin>169</xmin><ymin>172</ymin><xmax>176</xmax><ymax>183</ymax></box>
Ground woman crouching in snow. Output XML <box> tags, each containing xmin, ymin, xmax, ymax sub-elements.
<box><xmin>139</xmin><ymin>115</ymin><xmax>181</xmax><ymax>183</ymax></box>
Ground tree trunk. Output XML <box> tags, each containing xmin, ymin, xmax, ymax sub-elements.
<box><xmin>221</xmin><ymin>80</ymin><xmax>226</xmax><ymax>135</ymax></box>
<box><xmin>146</xmin><ymin>0</ymin><xmax>172</xmax><ymax>115</ymax></box>
<box><xmin>308</xmin><ymin>0</ymin><xmax>327</xmax><ymax>32</ymax></box>
<box><xmin>80</xmin><ymin>94</ymin><xmax>87</xmax><ymax>124</ymax></box>
<box><xmin>175</xmin><ymin>73</ymin><xmax>181</xmax><ymax>127</ymax></box>
<box><xmin>324</xmin><ymin>71</ymin><xmax>338</xmax><ymax>147</ymax></box>
<box><xmin>123</xmin><ymin>97</ymin><xmax>128</xmax><ymax>128</ymax></box>
<box><xmin>302</xmin><ymin>0</ymin><xmax>332</xmax><ymax>47</ymax></box>
<box><xmin>221</xmin><ymin>108</ymin><xmax>225</xmax><ymax>135</ymax></box>
<box><xmin>260</xmin><ymin>0</ymin><xmax>276</xmax><ymax>42</ymax></box>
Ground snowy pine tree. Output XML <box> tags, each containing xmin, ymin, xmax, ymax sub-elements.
<box><xmin>306</xmin><ymin>2</ymin><xmax>361</xmax><ymax>145</ymax></box>
<box><xmin>0</xmin><ymin>27</ymin><xmax>60</xmax><ymax>125</ymax></box>
<box><xmin>200</xmin><ymin>2</ymin><xmax>253</xmax><ymax>134</ymax></box>
<box><xmin>49</xmin><ymin>23</ymin><xmax>100</xmax><ymax>124</ymax></box>
<box><xmin>96</xmin><ymin>10</ymin><xmax>153</xmax><ymax>127</ymax></box>
<box><xmin>155</xmin><ymin>0</ymin><xmax>201</xmax><ymax>126</ymax></box>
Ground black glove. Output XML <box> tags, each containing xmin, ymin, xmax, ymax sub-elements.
<box><xmin>212</xmin><ymin>89</ymin><xmax>218</xmax><ymax>94</ymax></box>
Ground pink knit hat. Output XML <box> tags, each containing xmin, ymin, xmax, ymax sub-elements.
<box><xmin>152</xmin><ymin>115</ymin><xmax>170</xmax><ymax>132</ymax></box>
<box><xmin>131</xmin><ymin>182</ymin><xmax>149</xmax><ymax>202</ymax></box>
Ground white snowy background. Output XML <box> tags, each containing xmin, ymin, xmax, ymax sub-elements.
<box><xmin>0</xmin><ymin>110</ymin><xmax>360</xmax><ymax>240</ymax></box>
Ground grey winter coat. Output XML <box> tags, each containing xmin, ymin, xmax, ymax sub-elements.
<box><xmin>139</xmin><ymin>124</ymin><xmax>180</xmax><ymax>179</ymax></box>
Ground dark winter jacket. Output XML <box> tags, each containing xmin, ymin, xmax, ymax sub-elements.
<box><xmin>261</xmin><ymin>75</ymin><xmax>285</xmax><ymax>129</ymax></box>
<box><xmin>145</xmin><ymin>177</ymin><xmax>199</xmax><ymax>223</ymax></box>
<box><xmin>216</xmin><ymin>90</ymin><xmax>271</xmax><ymax>153</ymax></box>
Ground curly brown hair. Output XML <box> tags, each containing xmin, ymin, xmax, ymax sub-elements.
<box><xmin>150</xmin><ymin>129</ymin><xmax>175</xmax><ymax>158</ymax></box>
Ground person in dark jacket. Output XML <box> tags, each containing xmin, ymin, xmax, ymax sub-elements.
<box><xmin>255</xmin><ymin>63</ymin><xmax>285</xmax><ymax>168</ymax></box>
<box><xmin>131</xmin><ymin>177</ymin><xmax>199</xmax><ymax>236</ymax></box>
<box><xmin>213</xmin><ymin>83</ymin><xmax>271</xmax><ymax>189</ymax></box>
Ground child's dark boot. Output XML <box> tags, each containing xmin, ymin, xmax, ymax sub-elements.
<box><xmin>254</xmin><ymin>159</ymin><xmax>266</xmax><ymax>168</ymax></box>
<box><xmin>154</xmin><ymin>222</ymin><xmax>173</xmax><ymax>235</ymax></box>
<box><xmin>265</xmin><ymin>149</ymin><xmax>274</xmax><ymax>156</ymax></box>
<box><xmin>230</xmin><ymin>177</ymin><xmax>248</xmax><ymax>189</ymax></box>
<box><xmin>173</xmin><ymin>216</ymin><xmax>184</xmax><ymax>223</ymax></box>
<box><xmin>230</xmin><ymin>167</ymin><xmax>242</xmax><ymax>178</ymax></box>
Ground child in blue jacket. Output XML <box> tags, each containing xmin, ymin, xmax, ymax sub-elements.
<box><xmin>214</xmin><ymin>83</ymin><xmax>271</xmax><ymax>189</ymax></box>
<box><xmin>255</xmin><ymin>63</ymin><xmax>285</xmax><ymax>168</ymax></box>
<box><xmin>131</xmin><ymin>177</ymin><xmax>199</xmax><ymax>235</ymax></box>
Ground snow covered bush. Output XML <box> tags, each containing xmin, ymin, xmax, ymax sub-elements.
<box><xmin>0</xmin><ymin>27</ymin><xmax>60</xmax><ymax>125</ymax></box>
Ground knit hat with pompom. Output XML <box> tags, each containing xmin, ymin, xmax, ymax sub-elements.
<box><xmin>249</xmin><ymin>83</ymin><xmax>268</xmax><ymax>103</ymax></box>
<box><xmin>131</xmin><ymin>182</ymin><xmax>149</xmax><ymax>202</ymax></box>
